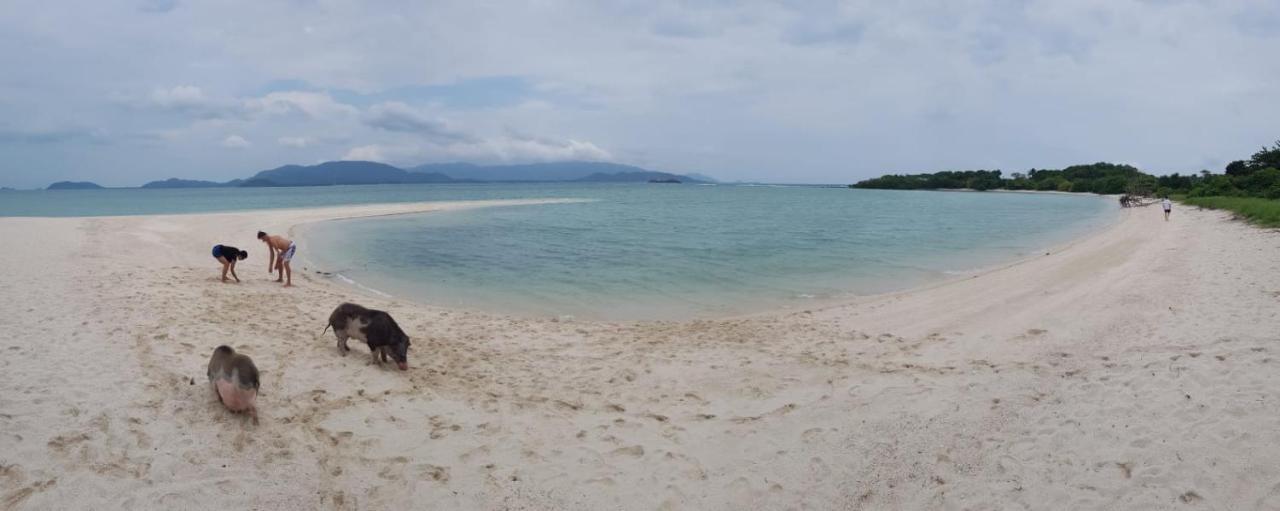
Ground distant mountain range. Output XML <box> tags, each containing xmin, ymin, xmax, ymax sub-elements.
<box><xmin>124</xmin><ymin>161</ymin><xmax>712</xmax><ymax>189</ymax></box>
<box><xmin>47</xmin><ymin>181</ymin><xmax>105</xmax><ymax>190</ymax></box>
<box><xmin>140</xmin><ymin>178</ymin><xmax>241</xmax><ymax>189</ymax></box>
<box><xmin>406</xmin><ymin>161</ymin><xmax>697</xmax><ymax>183</ymax></box>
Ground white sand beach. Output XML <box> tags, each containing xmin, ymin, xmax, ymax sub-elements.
<box><xmin>2</xmin><ymin>199</ymin><xmax>1279</xmax><ymax>510</ymax></box>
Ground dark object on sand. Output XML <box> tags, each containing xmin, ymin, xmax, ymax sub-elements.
<box><xmin>323</xmin><ymin>303</ymin><xmax>411</xmax><ymax>371</ymax></box>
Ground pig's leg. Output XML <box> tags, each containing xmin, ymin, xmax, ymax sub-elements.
<box><xmin>211</xmin><ymin>381</ymin><xmax>224</xmax><ymax>404</ymax></box>
<box><xmin>336</xmin><ymin>329</ymin><xmax>350</xmax><ymax>355</ymax></box>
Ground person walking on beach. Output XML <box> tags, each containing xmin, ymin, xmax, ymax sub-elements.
<box><xmin>1162</xmin><ymin>197</ymin><xmax>1172</xmax><ymax>221</ymax></box>
<box><xmin>212</xmin><ymin>244</ymin><xmax>248</xmax><ymax>283</ymax></box>
<box><xmin>257</xmin><ymin>231</ymin><xmax>296</xmax><ymax>287</ymax></box>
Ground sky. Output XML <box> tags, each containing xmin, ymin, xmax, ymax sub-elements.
<box><xmin>1</xmin><ymin>0</ymin><xmax>1279</xmax><ymax>188</ymax></box>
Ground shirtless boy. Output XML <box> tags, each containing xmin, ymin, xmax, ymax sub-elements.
<box><xmin>257</xmin><ymin>231</ymin><xmax>296</xmax><ymax>287</ymax></box>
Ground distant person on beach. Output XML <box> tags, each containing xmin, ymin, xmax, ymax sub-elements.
<box><xmin>211</xmin><ymin>244</ymin><xmax>247</xmax><ymax>283</ymax></box>
<box><xmin>257</xmin><ymin>231</ymin><xmax>295</xmax><ymax>287</ymax></box>
<box><xmin>1162</xmin><ymin>198</ymin><xmax>1172</xmax><ymax>221</ymax></box>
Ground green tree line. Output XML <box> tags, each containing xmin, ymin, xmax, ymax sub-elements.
<box><xmin>850</xmin><ymin>140</ymin><xmax>1280</xmax><ymax>200</ymax></box>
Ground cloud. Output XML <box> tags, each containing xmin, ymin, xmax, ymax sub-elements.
<box><xmin>4</xmin><ymin>0</ymin><xmax>1280</xmax><ymax>187</ymax></box>
<box><xmin>138</xmin><ymin>0</ymin><xmax>178</xmax><ymax>13</ymax></box>
<box><xmin>341</xmin><ymin>144</ymin><xmax>397</xmax><ymax>162</ymax></box>
<box><xmin>130</xmin><ymin>87</ymin><xmax>360</xmax><ymax>123</ymax></box>
<box><xmin>221</xmin><ymin>134</ymin><xmax>250</xmax><ymax>148</ymax></box>
<box><xmin>351</xmin><ymin>101</ymin><xmax>610</xmax><ymax>164</ymax></box>
<box><xmin>0</xmin><ymin>126</ymin><xmax>104</xmax><ymax>144</ymax></box>
<box><xmin>124</xmin><ymin>85</ymin><xmax>256</xmax><ymax>121</ymax></box>
<box><xmin>783</xmin><ymin>20</ymin><xmax>866</xmax><ymax>46</ymax></box>
<box><xmin>341</xmin><ymin>131</ymin><xmax>612</xmax><ymax>166</ymax></box>
<box><xmin>651</xmin><ymin>17</ymin><xmax>721</xmax><ymax>39</ymax></box>
<box><xmin>150</xmin><ymin>85</ymin><xmax>207</xmax><ymax>109</ymax></box>
<box><xmin>363</xmin><ymin>102</ymin><xmax>476</xmax><ymax>142</ymax></box>
<box><xmin>243</xmin><ymin>91</ymin><xmax>359</xmax><ymax>120</ymax></box>
<box><xmin>277</xmin><ymin>136</ymin><xmax>310</xmax><ymax>148</ymax></box>
<box><xmin>477</xmin><ymin>131</ymin><xmax>612</xmax><ymax>162</ymax></box>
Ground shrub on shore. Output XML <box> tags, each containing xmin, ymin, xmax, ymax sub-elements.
<box><xmin>1181</xmin><ymin>196</ymin><xmax>1280</xmax><ymax>228</ymax></box>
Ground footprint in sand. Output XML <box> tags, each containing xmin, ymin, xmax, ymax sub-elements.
<box><xmin>417</xmin><ymin>464</ymin><xmax>449</xmax><ymax>482</ymax></box>
<box><xmin>730</xmin><ymin>403</ymin><xmax>797</xmax><ymax>423</ymax></box>
<box><xmin>585</xmin><ymin>476</ymin><xmax>616</xmax><ymax>486</ymax></box>
<box><xmin>644</xmin><ymin>413</ymin><xmax>669</xmax><ymax>423</ymax></box>
<box><xmin>2</xmin><ymin>479</ymin><xmax>56</xmax><ymax>509</ymax></box>
<box><xmin>610</xmin><ymin>445</ymin><xmax>645</xmax><ymax>458</ymax></box>
<box><xmin>682</xmin><ymin>392</ymin><xmax>709</xmax><ymax>405</ymax></box>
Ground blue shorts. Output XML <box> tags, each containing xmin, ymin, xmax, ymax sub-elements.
<box><xmin>212</xmin><ymin>245</ymin><xmax>223</xmax><ymax>259</ymax></box>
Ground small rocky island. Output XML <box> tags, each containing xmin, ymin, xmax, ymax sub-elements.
<box><xmin>47</xmin><ymin>181</ymin><xmax>105</xmax><ymax>190</ymax></box>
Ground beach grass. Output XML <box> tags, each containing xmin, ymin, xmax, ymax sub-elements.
<box><xmin>1181</xmin><ymin>196</ymin><xmax>1280</xmax><ymax>227</ymax></box>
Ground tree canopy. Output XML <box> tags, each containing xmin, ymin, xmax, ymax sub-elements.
<box><xmin>850</xmin><ymin>141</ymin><xmax>1280</xmax><ymax>200</ymax></box>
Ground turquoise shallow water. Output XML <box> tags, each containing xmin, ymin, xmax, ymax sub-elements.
<box><xmin>301</xmin><ymin>184</ymin><xmax>1117</xmax><ymax>320</ymax></box>
<box><xmin>0</xmin><ymin>183</ymin><xmax>1117</xmax><ymax>319</ymax></box>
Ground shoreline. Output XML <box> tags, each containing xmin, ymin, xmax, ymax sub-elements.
<box><xmin>771</xmin><ymin>202</ymin><xmax>1128</xmax><ymax>321</ymax></box>
<box><xmin>3</xmin><ymin>199</ymin><xmax>1279</xmax><ymax>509</ymax></box>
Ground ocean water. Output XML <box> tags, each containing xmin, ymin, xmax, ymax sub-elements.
<box><xmin>298</xmin><ymin>184</ymin><xmax>1117</xmax><ymax>320</ymax></box>
<box><xmin>1</xmin><ymin>183</ymin><xmax>1116</xmax><ymax>319</ymax></box>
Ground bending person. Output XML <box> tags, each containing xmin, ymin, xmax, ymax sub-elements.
<box><xmin>212</xmin><ymin>244</ymin><xmax>248</xmax><ymax>283</ymax></box>
<box><xmin>257</xmin><ymin>231</ymin><xmax>296</xmax><ymax>287</ymax></box>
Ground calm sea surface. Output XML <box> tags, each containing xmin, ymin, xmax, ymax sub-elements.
<box><xmin>0</xmin><ymin>184</ymin><xmax>1117</xmax><ymax>319</ymax></box>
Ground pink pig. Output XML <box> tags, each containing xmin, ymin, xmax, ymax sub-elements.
<box><xmin>207</xmin><ymin>345</ymin><xmax>260</xmax><ymax>424</ymax></box>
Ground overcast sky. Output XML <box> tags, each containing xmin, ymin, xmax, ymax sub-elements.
<box><xmin>1</xmin><ymin>0</ymin><xmax>1278</xmax><ymax>187</ymax></box>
